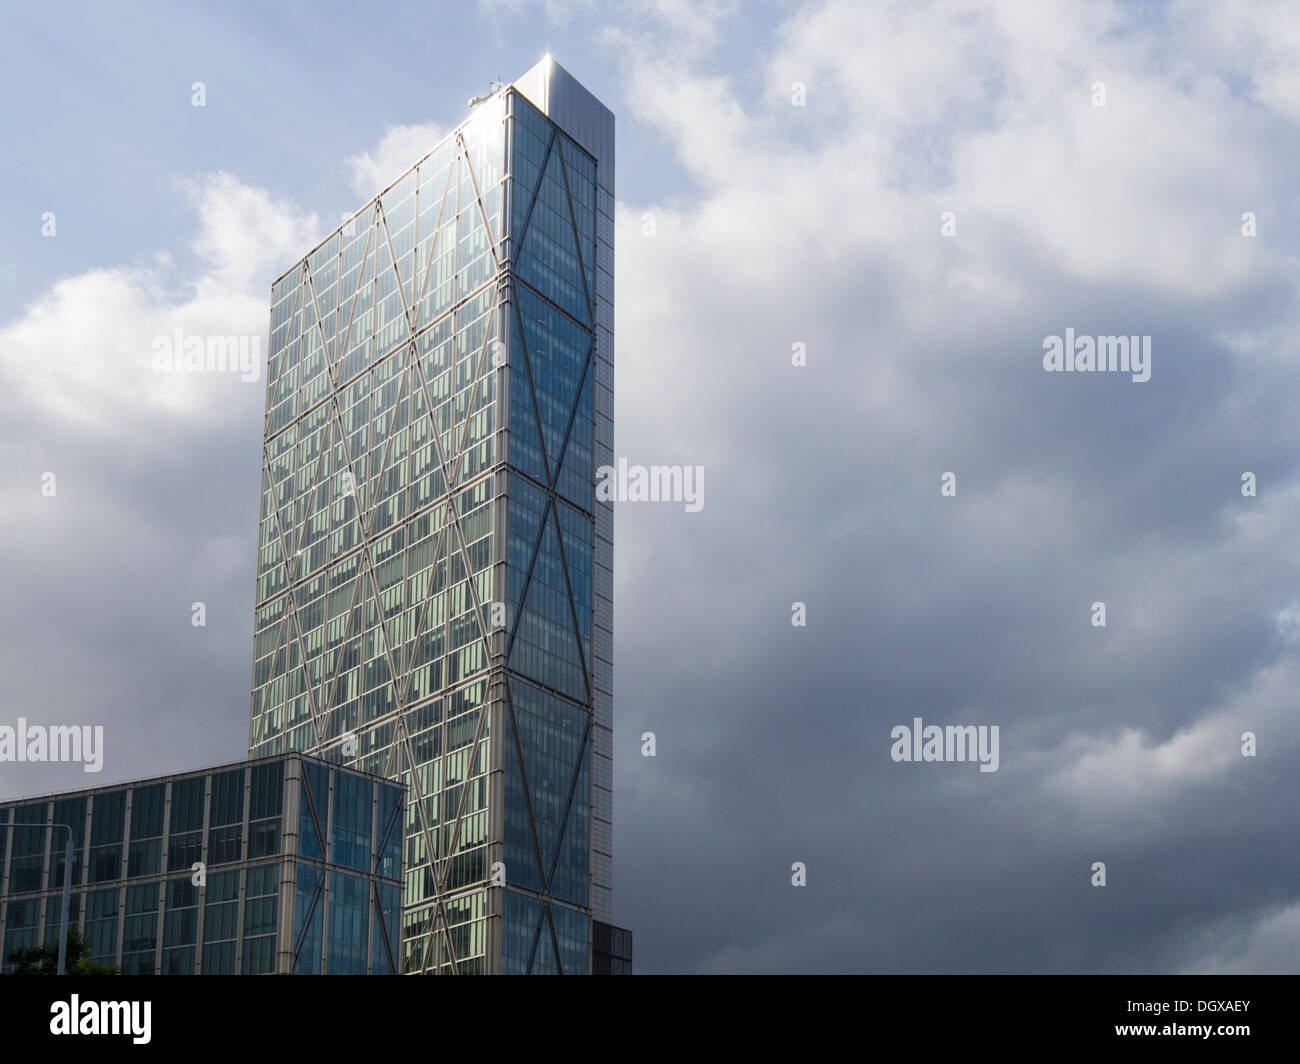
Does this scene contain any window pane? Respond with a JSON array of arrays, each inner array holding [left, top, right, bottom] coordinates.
[[331, 770, 372, 871]]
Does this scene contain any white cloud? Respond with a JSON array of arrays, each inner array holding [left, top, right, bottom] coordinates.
[[605, 0, 1300, 876], [1178, 0, 1300, 123], [1025, 652, 1300, 834], [1182, 901, 1300, 973], [478, 0, 600, 25], [345, 122, 446, 200], [0, 172, 320, 796], [0, 174, 317, 450], [610, 0, 1292, 310], [186, 172, 321, 294]]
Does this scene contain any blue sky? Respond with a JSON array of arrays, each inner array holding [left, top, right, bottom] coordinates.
[[4, 0, 1300, 974], [0, 0, 719, 316]]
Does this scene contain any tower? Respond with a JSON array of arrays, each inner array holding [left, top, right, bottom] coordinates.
[[249, 57, 616, 974]]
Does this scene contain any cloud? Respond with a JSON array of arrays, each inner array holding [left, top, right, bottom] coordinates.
[[0, 173, 317, 440], [344, 123, 447, 200], [599, 0, 1300, 972], [1182, 901, 1300, 973], [478, 0, 600, 25], [0, 173, 317, 798], [1178, 0, 1300, 123]]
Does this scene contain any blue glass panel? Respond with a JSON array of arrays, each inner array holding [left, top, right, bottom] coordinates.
[[501, 888, 544, 975], [515, 138, 590, 325], [331, 769, 372, 871], [293, 863, 323, 975], [48, 796, 85, 890], [503, 677, 590, 905], [169, 777, 205, 832], [371, 882, 400, 974], [508, 510, 586, 701], [552, 902, 590, 975], [325, 870, 369, 974], [298, 760, 329, 860], [375, 782, 402, 879], [516, 284, 591, 471]]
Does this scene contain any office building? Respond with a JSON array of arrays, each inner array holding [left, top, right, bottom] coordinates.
[[0, 753, 402, 974], [248, 57, 626, 973]]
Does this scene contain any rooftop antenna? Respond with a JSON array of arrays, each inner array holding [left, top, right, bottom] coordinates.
[[468, 77, 506, 109]]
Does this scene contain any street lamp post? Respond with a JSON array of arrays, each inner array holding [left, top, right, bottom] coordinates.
[[48, 822, 74, 976], [0, 816, 76, 972]]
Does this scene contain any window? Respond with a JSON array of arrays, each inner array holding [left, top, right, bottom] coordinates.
[[2, 898, 42, 971], [325, 871, 368, 974], [248, 760, 283, 858], [121, 883, 159, 975], [162, 877, 199, 974], [371, 882, 400, 974], [128, 784, 164, 878], [201, 870, 240, 974], [169, 776, 205, 843], [207, 769, 245, 865], [43, 893, 81, 950], [293, 863, 323, 975], [330, 770, 372, 871], [48, 797, 86, 890], [84, 888, 119, 965], [241, 864, 279, 974], [167, 830, 202, 873], [298, 761, 329, 860], [9, 804, 48, 894], [376, 782, 402, 879], [88, 791, 125, 883]]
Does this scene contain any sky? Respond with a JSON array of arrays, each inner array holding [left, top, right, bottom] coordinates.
[[2, 0, 1300, 973]]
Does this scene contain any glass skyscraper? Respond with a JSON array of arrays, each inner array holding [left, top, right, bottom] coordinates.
[[248, 57, 618, 974]]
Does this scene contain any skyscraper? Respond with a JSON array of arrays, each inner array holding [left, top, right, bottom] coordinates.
[[248, 57, 619, 974]]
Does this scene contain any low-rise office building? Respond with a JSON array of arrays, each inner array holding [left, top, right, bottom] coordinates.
[[0, 752, 402, 974]]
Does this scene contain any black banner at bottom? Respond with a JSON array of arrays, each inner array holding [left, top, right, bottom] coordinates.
[[0, 974, 1288, 1052]]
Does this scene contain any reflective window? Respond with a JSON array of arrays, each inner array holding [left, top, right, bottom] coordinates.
[[248, 759, 283, 858], [48, 797, 86, 890], [208, 768, 245, 866], [43, 892, 81, 949], [325, 870, 368, 974], [9, 804, 48, 894], [84, 888, 119, 965], [371, 881, 400, 974], [330, 770, 371, 871], [2, 898, 42, 970], [293, 863, 323, 975], [375, 782, 401, 879], [241, 864, 279, 974], [88, 790, 125, 883], [121, 883, 159, 975], [127, 784, 164, 878], [298, 761, 328, 861], [201, 869, 239, 974], [170, 777, 205, 832]]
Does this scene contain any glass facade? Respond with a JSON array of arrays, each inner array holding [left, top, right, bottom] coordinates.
[[0, 754, 402, 975], [592, 919, 633, 976], [248, 58, 616, 974]]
